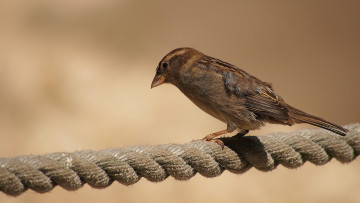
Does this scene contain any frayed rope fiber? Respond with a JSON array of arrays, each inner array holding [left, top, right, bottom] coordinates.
[[1, 123, 359, 196]]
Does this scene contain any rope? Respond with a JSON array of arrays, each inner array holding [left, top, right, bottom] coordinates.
[[1, 123, 359, 196]]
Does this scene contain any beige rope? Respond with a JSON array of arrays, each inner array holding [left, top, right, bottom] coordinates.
[[0, 123, 359, 196]]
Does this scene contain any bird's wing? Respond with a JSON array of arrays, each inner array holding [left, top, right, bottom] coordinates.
[[207, 57, 289, 120], [244, 88, 289, 120]]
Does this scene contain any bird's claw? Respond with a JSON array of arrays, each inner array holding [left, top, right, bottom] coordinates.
[[201, 136, 225, 149]]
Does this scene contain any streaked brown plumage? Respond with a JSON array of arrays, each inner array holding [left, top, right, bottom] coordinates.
[[151, 47, 348, 146]]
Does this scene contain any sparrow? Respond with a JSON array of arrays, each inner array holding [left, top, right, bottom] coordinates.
[[151, 47, 348, 147]]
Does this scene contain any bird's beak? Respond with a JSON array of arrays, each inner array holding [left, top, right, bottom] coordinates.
[[151, 74, 166, 88]]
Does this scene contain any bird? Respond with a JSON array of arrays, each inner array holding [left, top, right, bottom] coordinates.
[[151, 47, 348, 147]]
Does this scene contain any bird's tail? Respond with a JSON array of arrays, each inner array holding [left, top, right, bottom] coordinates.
[[287, 107, 348, 136]]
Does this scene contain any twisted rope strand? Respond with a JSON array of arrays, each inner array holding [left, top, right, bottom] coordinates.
[[0, 123, 359, 196]]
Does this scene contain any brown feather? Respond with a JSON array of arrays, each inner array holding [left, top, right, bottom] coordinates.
[[244, 93, 289, 120], [287, 106, 348, 136]]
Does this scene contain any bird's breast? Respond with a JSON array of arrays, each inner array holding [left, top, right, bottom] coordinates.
[[172, 66, 261, 130], [174, 68, 231, 122]]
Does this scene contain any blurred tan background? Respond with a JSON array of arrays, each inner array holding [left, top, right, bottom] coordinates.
[[0, 0, 359, 202]]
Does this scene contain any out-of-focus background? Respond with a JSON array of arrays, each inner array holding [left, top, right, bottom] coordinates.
[[0, 0, 359, 202]]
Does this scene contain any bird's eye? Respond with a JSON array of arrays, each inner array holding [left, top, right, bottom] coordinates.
[[162, 62, 168, 69]]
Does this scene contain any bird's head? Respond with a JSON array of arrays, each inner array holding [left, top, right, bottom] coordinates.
[[151, 47, 203, 88]]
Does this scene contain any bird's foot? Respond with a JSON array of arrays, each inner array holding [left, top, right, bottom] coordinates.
[[207, 138, 224, 149], [201, 129, 228, 149], [201, 136, 224, 149]]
